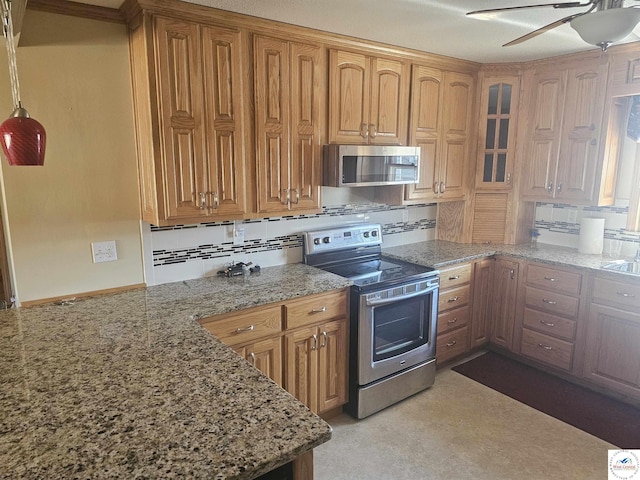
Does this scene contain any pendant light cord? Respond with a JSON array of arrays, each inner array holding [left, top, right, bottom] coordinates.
[[1, 0, 21, 110]]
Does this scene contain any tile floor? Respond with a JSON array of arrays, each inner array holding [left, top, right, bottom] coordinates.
[[314, 358, 614, 480]]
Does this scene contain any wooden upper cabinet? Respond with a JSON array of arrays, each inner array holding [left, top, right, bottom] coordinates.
[[129, 15, 249, 225], [329, 49, 408, 145], [254, 35, 324, 214], [520, 60, 611, 205], [475, 75, 520, 191]]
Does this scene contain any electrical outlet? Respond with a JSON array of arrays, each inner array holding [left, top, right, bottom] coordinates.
[[233, 227, 245, 245], [92, 241, 118, 263]]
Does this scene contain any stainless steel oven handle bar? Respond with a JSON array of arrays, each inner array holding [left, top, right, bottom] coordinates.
[[365, 284, 438, 307]]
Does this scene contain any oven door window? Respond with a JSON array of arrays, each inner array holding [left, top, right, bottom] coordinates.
[[372, 292, 431, 362]]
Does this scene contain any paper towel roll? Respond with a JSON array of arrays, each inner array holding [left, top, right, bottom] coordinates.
[[578, 217, 605, 254]]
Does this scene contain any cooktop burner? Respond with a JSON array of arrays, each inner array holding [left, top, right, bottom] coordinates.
[[303, 223, 437, 291]]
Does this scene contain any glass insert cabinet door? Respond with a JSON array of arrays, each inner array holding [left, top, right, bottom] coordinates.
[[476, 76, 521, 190]]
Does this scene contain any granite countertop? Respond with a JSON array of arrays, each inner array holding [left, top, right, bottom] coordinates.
[[382, 240, 639, 277], [0, 263, 350, 479]]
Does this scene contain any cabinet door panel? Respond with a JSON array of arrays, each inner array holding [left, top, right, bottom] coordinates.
[[317, 320, 347, 414], [290, 42, 324, 210], [155, 17, 207, 220], [250, 336, 284, 386], [491, 259, 518, 350], [521, 70, 565, 200], [329, 50, 370, 144], [369, 57, 407, 145], [405, 66, 441, 201], [471, 259, 493, 348], [255, 36, 290, 213], [201, 25, 247, 216], [285, 327, 318, 413]]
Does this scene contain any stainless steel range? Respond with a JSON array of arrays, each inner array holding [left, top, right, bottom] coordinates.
[[303, 224, 439, 419]]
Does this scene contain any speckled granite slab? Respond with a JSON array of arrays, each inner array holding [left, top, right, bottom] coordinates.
[[382, 240, 639, 277], [0, 264, 348, 479]]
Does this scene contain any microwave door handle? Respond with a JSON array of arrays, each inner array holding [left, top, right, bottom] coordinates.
[[365, 285, 438, 307]]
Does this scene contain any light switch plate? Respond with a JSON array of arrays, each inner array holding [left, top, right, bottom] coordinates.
[[92, 240, 118, 263], [233, 227, 245, 245]]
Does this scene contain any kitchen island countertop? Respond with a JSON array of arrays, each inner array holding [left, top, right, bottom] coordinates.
[[0, 263, 350, 479]]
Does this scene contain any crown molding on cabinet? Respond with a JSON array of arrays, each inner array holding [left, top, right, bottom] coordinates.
[[27, 0, 124, 24]]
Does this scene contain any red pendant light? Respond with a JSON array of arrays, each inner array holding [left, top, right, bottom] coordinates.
[[0, 0, 45, 166]]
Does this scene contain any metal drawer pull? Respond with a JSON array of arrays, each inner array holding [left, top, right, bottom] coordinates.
[[311, 334, 318, 351], [311, 306, 327, 313], [537, 343, 553, 351], [235, 325, 255, 333], [448, 275, 460, 280], [446, 340, 457, 347], [447, 317, 458, 324], [250, 352, 256, 365], [321, 331, 328, 348], [447, 296, 459, 303], [542, 299, 557, 305], [540, 320, 555, 327], [617, 292, 636, 298], [544, 277, 558, 282]]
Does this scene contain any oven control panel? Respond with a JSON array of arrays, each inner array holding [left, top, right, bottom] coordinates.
[[303, 224, 382, 255]]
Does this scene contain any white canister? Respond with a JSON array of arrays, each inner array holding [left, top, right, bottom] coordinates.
[[578, 217, 605, 254]]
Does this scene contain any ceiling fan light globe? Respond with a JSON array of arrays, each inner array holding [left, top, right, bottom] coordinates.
[[570, 8, 640, 46]]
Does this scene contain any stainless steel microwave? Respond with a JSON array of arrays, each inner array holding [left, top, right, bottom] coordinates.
[[323, 144, 421, 187]]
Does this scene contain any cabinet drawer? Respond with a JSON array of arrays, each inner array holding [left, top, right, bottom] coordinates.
[[520, 328, 574, 371], [526, 264, 581, 295], [524, 286, 579, 318], [591, 277, 640, 311], [437, 306, 469, 336], [438, 284, 470, 313], [522, 308, 576, 341], [284, 290, 347, 330], [439, 263, 472, 290], [199, 305, 283, 345], [436, 326, 469, 364]]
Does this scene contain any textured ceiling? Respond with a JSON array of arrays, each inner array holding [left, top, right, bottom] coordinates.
[[74, 0, 640, 63]]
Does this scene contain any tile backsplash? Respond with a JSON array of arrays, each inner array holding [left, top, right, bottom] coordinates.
[[143, 200, 437, 285], [534, 202, 640, 257]]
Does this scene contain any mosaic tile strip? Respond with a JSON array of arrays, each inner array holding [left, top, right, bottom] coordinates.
[[536, 202, 629, 214], [153, 203, 437, 267]]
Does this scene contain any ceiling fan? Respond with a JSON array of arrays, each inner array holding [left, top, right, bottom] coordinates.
[[467, 0, 640, 51]]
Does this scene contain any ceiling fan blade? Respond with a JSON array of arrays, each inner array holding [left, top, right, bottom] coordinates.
[[502, 13, 583, 46], [467, 1, 593, 16]]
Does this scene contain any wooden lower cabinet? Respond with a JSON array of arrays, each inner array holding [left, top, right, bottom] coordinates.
[[583, 276, 640, 401], [490, 258, 519, 351], [199, 289, 349, 414], [234, 336, 283, 386], [436, 263, 472, 365], [285, 319, 347, 414], [470, 258, 493, 348]]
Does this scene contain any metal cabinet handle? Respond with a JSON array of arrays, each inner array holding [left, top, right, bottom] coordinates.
[[311, 334, 318, 351], [544, 277, 558, 282], [433, 182, 440, 194], [311, 306, 327, 314], [446, 340, 457, 347], [590, 139, 597, 146], [617, 292, 636, 298], [370, 124, 377, 138], [361, 123, 369, 139], [547, 182, 553, 194], [540, 320, 555, 328], [447, 296, 459, 303], [321, 331, 327, 348], [556, 182, 562, 194], [250, 352, 256, 365], [589, 123, 596, 131], [235, 325, 255, 333], [448, 275, 460, 280], [537, 343, 553, 351], [440, 181, 446, 194], [199, 192, 206, 210], [293, 189, 300, 204], [211, 191, 219, 209], [510, 269, 515, 280], [542, 299, 557, 305], [506, 172, 511, 185], [447, 317, 458, 324]]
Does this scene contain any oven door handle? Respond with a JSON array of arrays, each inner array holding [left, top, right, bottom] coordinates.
[[365, 286, 438, 307]]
